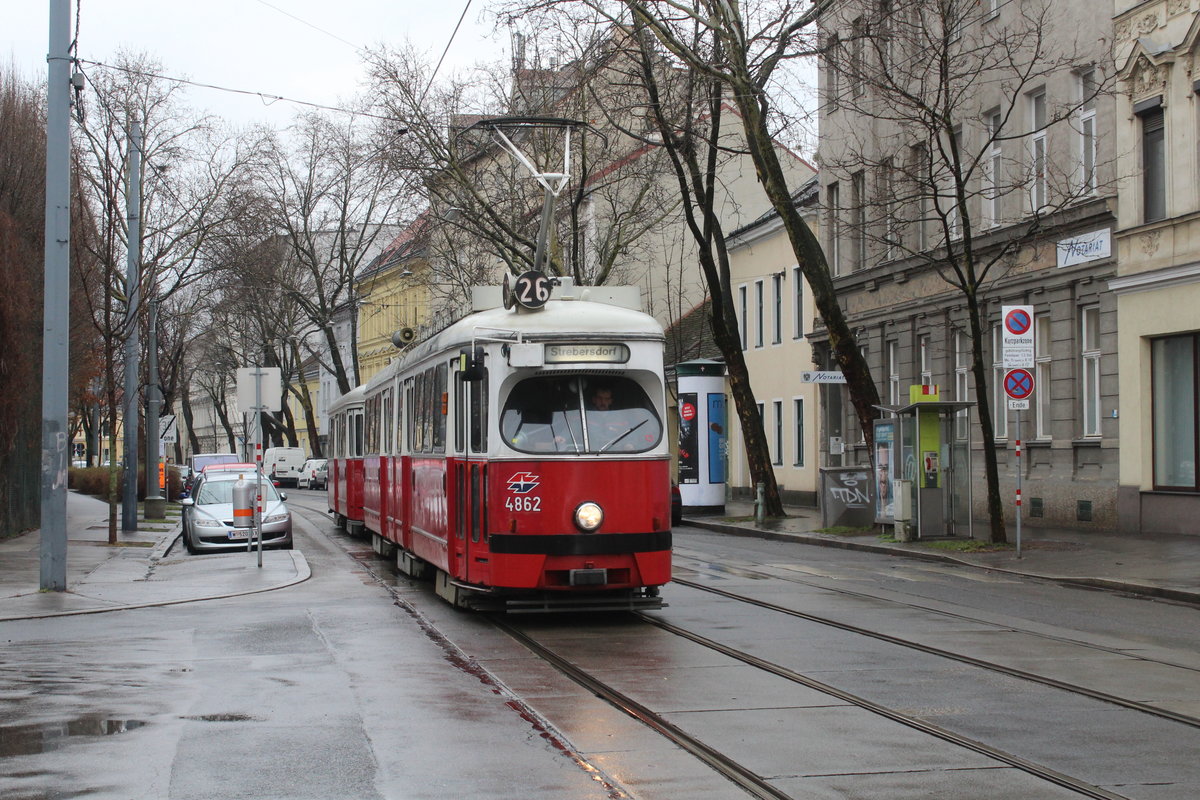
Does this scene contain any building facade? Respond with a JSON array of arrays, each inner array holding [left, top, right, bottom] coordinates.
[[815, 0, 1121, 530], [724, 181, 824, 506], [1112, 1, 1200, 533]]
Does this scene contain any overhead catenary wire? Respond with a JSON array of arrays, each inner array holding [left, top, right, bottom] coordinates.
[[70, 0, 482, 125]]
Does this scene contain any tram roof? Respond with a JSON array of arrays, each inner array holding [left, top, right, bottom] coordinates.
[[367, 294, 665, 392], [326, 383, 366, 413]]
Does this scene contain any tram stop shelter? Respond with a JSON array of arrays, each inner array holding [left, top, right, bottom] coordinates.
[[873, 386, 974, 542]]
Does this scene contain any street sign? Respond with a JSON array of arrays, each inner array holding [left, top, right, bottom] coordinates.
[[1007, 398, 1030, 410], [236, 367, 283, 412], [800, 371, 847, 384], [1003, 368, 1035, 401], [1002, 305, 1035, 368], [160, 414, 177, 443]]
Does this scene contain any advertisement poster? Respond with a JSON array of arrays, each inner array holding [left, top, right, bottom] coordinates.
[[678, 392, 699, 484], [707, 393, 726, 484], [874, 420, 896, 521]]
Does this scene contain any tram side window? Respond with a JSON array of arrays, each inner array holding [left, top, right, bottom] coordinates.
[[382, 389, 393, 454], [351, 410, 364, 457], [413, 373, 426, 453], [406, 379, 416, 454], [501, 375, 661, 454], [393, 383, 403, 454], [470, 367, 488, 453], [454, 364, 465, 454], [365, 396, 378, 454], [433, 362, 447, 452]]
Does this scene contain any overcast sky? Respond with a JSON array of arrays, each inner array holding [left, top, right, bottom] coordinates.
[[6, 1, 508, 127]]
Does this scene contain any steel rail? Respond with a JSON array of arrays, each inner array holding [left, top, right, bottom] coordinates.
[[491, 618, 793, 800], [636, 613, 1133, 800], [669, 574, 1200, 731]]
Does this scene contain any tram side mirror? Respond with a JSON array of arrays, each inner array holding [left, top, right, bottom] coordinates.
[[461, 346, 486, 381]]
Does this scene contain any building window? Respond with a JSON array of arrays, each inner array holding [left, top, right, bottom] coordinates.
[[826, 33, 841, 112], [1141, 104, 1166, 223], [1029, 89, 1047, 213], [886, 339, 900, 405], [755, 280, 765, 348], [984, 110, 1002, 228], [946, 126, 963, 240], [876, 0, 894, 69], [772, 273, 783, 344], [1035, 314, 1052, 439], [992, 324, 1008, 439], [955, 329, 970, 439], [773, 400, 784, 465], [827, 182, 842, 275], [792, 266, 804, 339], [793, 397, 805, 467], [910, 144, 929, 251], [880, 158, 898, 260], [738, 285, 747, 350], [1077, 70, 1097, 196], [919, 335, 932, 386], [1152, 334, 1198, 490], [983, 0, 1000, 19], [1081, 305, 1101, 437], [851, 170, 866, 270], [850, 17, 865, 99]]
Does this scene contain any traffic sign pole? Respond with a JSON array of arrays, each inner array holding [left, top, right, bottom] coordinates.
[[1015, 414, 1022, 559]]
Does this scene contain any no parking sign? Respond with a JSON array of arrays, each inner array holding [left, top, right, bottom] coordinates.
[[1002, 305, 1035, 369]]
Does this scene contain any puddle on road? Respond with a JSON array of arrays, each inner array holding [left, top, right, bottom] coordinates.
[[0, 716, 145, 757]]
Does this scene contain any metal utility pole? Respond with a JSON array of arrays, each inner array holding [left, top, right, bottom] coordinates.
[[40, 0, 72, 591], [145, 299, 166, 519], [122, 121, 142, 531]]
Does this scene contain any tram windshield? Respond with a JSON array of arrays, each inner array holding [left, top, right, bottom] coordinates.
[[501, 375, 662, 454]]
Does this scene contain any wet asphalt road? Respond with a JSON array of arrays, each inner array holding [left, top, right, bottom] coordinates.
[[3, 490, 1199, 799]]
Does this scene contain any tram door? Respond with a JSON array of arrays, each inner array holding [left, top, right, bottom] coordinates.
[[456, 359, 490, 585]]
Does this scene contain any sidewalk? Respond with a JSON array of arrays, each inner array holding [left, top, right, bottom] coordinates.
[[686, 500, 1200, 605], [0, 491, 308, 621]]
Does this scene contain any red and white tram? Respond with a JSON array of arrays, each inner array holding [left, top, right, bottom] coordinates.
[[333, 280, 672, 611], [326, 384, 366, 536]]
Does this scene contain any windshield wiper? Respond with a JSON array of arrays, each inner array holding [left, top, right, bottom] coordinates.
[[598, 419, 648, 454]]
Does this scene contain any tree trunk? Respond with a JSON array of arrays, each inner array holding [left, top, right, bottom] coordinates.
[[730, 87, 882, 456], [965, 293, 1007, 543]]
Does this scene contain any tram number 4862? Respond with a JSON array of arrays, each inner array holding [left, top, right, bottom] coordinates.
[[505, 495, 542, 512]]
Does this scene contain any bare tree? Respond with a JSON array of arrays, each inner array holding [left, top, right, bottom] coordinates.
[[365, 37, 678, 314], [74, 53, 262, 536], [0, 68, 51, 536], [611, 0, 883, 460], [817, 0, 1114, 541], [259, 110, 415, 398], [617, 19, 793, 515]]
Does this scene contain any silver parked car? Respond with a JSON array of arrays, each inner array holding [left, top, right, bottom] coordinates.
[[180, 467, 293, 554], [296, 458, 328, 490]]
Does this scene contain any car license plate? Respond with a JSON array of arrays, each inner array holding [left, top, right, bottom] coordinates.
[[227, 530, 250, 540]]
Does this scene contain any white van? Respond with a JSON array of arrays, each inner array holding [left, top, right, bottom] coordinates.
[[264, 447, 307, 487]]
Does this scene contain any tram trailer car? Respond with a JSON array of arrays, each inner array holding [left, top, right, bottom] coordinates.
[[327, 385, 367, 536], [348, 281, 672, 612]]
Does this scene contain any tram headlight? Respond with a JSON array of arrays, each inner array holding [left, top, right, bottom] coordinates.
[[574, 501, 604, 532]]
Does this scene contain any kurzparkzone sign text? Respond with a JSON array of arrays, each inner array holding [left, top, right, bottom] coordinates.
[[1001, 305, 1035, 369]]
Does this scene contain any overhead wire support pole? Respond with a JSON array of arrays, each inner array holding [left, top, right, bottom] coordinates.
[[122, 121, 143, 532], [40, 0, 72, 591]]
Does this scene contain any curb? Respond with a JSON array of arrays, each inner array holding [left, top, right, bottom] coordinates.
[[683, 518, 1200, 607]]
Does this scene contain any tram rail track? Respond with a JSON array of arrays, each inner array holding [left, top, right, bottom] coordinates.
[[494, 610, 1135, 800], [669, 557, 1200, 732], [302, 502, 1178, 799]]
